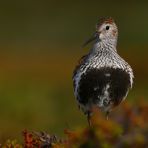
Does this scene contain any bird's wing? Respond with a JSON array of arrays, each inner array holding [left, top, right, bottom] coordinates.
[[73, 55, 87, 79]]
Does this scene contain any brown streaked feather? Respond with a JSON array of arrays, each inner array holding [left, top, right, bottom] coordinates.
[[73, 55, 88, 88], [73, 55, 87, 77], [96, 17, 114, 29]]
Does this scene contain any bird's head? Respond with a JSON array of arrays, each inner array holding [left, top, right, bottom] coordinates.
[[96, 17, 118, 42], [83, 17, 118, 47]]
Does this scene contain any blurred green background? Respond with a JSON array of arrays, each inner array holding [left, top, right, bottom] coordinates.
[[0, 0, 147, 141]]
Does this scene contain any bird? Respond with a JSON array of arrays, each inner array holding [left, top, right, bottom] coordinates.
[[72, 17, 134, 126]]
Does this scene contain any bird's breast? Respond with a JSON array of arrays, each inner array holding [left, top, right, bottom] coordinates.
[[75, 67, 131, 112]]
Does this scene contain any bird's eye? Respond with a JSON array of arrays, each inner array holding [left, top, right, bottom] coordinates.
[[106, 26, 110, 30]]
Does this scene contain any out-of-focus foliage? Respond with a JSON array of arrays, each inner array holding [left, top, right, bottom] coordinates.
[[2, 139, 22, 148], [0, 0, 147, 141], [1, 100, 148, 147], [63, 100, 148, 147]]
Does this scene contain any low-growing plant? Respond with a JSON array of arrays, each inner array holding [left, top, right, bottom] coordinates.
[[1, 100, 148, 148]]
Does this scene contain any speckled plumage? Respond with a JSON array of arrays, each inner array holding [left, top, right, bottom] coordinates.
[[73, 17, 134, 123]]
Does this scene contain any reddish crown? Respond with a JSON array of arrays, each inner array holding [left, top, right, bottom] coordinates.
[[96, 17, 115, 29]]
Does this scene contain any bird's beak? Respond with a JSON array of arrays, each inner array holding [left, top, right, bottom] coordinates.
[[82, 32, 100, 47]]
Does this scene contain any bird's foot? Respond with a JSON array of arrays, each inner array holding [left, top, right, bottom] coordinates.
[[87, 111, 91, 127]]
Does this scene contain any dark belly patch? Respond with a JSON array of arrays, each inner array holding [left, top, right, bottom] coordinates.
[[78, 67, 131, 106]]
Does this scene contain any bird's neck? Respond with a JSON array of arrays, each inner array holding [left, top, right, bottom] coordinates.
[[93, 38, 117, 53]]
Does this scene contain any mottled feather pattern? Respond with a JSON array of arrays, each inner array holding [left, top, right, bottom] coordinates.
[[73, 17, 134, 117], [73, 55, 87, 79], [73, 44, 133, 102]]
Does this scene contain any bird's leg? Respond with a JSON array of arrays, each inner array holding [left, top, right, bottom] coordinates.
[[78, 105, 80, 110], [106, 111, 110, 120], [87, 111, 91, 127]]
